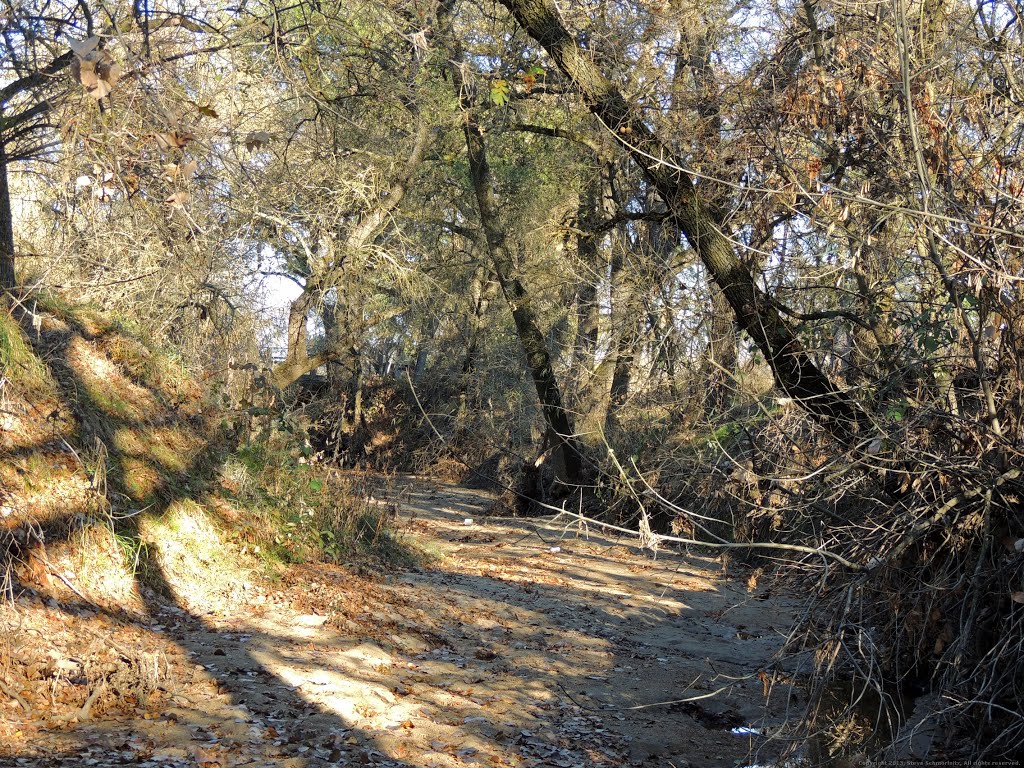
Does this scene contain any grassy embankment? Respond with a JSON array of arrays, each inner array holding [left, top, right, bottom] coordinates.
[[0, 294, 416, 616]]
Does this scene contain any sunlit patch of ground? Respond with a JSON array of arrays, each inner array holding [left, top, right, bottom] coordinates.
[[1, 478, 802, 767]]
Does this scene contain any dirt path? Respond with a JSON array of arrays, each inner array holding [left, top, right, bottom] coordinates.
[[1, 478, 804, 767]]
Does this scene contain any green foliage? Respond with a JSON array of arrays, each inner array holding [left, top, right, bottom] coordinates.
[[885, 402, 906, 422], [489, 79, 510, 106], [710, 421, 740, 443], [23, 289, 76, 318], [0, 312, 48, 389], [222, 438, 416, 570], [912, 305, 957, 355], [111, 528, 149, 573]]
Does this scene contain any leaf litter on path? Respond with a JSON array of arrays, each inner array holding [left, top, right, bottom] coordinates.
[[1, 478, 800, 767]]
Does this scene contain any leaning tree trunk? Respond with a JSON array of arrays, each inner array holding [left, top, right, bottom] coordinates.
[[686, 29, 738, 414], [461, 116, 585, 486], [269, 117, 430, 391], [438, 0, 586, 487], [0, 138, 16, 292], [455, 262, 499, 437], [270, 282, 322, 390], [497, 0, 866, 443]]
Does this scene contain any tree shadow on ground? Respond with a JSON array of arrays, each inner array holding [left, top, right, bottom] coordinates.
[[0, 306, 804, 767], [1, 306, 424, 766]]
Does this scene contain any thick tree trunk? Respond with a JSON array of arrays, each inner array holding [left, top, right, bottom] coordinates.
[[573, 280, 599, 371], [269, 284, 321, 389], [411, 320, 435, 384], [706, 285, 737, 413], [321, 293, 368, 459], [270, 349, 332, 390], [0, 139, 16, 291], [653, 302, 683, 404], [604, 233, 642, 425], [681, 27, 737, 413], [461, 119, 585, 485], [286, 287, 314, 364], [571, 178, 602, 373], [576, 164, 648, 441], [498, 0, 865, 442], [438, 0, 585, 485], [456, 262, 498, 433], [571, 179, 605, 448]]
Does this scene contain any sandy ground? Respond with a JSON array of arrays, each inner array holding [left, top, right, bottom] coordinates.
[[0, 477, 806, 767]]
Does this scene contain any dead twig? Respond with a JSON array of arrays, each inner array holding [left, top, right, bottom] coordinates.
[[0, 675, 31, 713], [75, 680, 104, 722]]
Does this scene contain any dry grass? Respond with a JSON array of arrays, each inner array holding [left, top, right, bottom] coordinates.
[[135, 499, 256, 612], [1, 298, 216, 600]]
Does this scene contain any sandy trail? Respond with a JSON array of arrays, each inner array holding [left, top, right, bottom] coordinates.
[[0, 477, 803, 767]]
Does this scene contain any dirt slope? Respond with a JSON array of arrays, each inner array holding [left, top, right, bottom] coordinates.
[[1, 477, 803, 768]]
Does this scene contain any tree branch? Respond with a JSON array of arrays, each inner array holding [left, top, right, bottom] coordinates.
[[508, 122, 606, 155], [0, 51, 73, 106], [497, 0, 868, 443]]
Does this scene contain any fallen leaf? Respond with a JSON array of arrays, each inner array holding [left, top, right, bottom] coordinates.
[[192, 745, 222, 767]]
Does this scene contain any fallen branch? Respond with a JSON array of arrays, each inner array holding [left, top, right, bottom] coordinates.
[[84, 626, 137, 660], [0, 676, 31, 713], [548, 507, 865, 570], [77, 680, 104, 722], [37, 552, 97, 606], [405, 367, 862, 569]]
